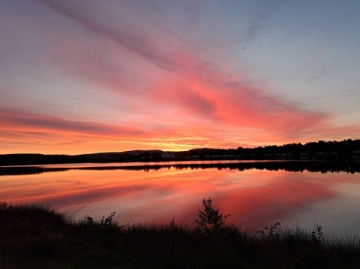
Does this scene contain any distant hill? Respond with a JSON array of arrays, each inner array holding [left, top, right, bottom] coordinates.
[[78, 150, 164, 158]]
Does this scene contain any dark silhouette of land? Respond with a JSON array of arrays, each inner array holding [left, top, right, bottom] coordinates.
[[1, 139, 360, 166], [1, 161, 360, 176]]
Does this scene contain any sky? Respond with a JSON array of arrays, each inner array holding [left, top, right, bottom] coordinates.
[[1, 0, 360, 154]]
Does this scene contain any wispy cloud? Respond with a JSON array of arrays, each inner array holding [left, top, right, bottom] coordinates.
[[36, 0, 324, 136], [0, 108, 145, 136], [245, 0, 282, 41], [37, 0, 177, 71]]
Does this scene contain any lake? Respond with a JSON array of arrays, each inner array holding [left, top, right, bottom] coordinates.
[[1, 161, 360, 236]]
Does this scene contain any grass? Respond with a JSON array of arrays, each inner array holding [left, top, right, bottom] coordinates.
[[1, 200, 360, 269]]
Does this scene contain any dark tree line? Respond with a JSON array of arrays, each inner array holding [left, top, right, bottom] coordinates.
[[234, 139, 360, 161], [1, 139, 359, 166]]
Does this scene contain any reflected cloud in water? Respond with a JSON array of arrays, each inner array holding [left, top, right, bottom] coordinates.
[[1, 164, 360, 234]]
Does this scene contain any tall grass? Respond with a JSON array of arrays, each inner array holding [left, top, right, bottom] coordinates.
[[1, 201, 360, 269]]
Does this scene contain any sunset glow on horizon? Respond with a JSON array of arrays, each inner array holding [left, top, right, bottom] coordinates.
[[1, 0, 360, 154]]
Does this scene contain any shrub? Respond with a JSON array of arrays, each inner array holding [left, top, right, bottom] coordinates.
[[195, 198, 230, 235]]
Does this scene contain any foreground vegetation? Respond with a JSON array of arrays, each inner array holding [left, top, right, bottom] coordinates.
[[1, 200, 360, 269]]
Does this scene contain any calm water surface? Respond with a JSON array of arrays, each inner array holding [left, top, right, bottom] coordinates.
[[1, 161, 360, 236]]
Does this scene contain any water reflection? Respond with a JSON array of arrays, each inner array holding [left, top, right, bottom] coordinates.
[[1, 162, 360, 235]]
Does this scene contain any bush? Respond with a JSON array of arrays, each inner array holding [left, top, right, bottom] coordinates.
[[195, 198, 230, 235]]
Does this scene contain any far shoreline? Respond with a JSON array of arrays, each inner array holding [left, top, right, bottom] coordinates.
[[1, 159, 360, 176]]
